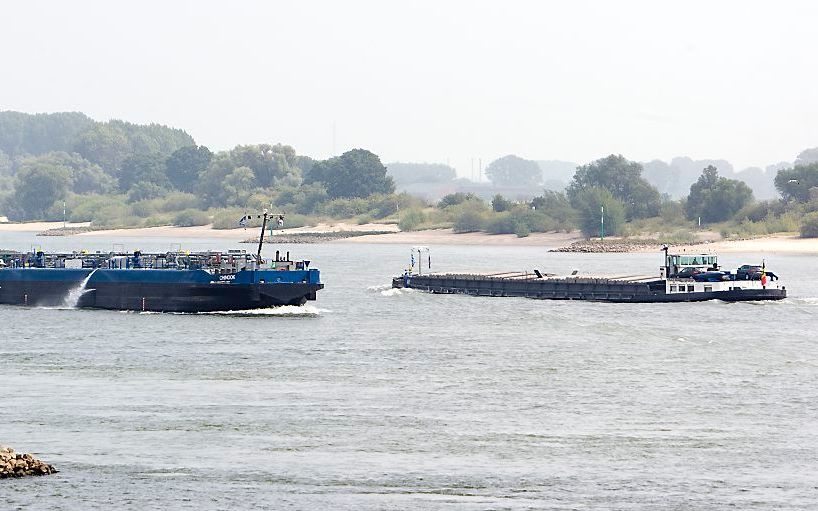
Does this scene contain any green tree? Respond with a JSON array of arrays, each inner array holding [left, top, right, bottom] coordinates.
[[530, 190, 576, 227], [73, 123, 132, 173], [795, 147, 818, 166], [165, 145, 213, 192], [452, 209, 487, 233], [485, 155, 541, 187], [304, 148, 394, 199], [573, 187, 626, 237], [107, 120, 195, 158], [18, 151, 115, 195], [73, 120, 195, 174], [228, 144, 299, 188], [197, 144, 302, 205], [126, 182, 167, 202], [438, 192, 481, 208], [10, 162, 71, 220], [223, 166, 256, 206], [0, 149, 11, 176], [801, 212, 818, 238], [0, 111, 94, 158], [119, 154, 170, 193], [774, 163, 818, 202], [273, 182, 329, 214], [685, 165, 754, 222], [567, 154, 661, 219], [491, 194, 513, 212]]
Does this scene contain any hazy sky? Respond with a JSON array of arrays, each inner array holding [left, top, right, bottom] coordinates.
[[2, 0, 817, 177]]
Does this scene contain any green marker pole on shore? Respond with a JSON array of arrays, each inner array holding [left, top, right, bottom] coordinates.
[[600, 205, 604, 241]]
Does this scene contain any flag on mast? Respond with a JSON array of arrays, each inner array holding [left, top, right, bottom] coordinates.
[[760, 260, 767, 287]]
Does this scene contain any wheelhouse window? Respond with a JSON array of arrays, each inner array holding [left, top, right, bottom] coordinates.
[[671, 254, 718, 266]]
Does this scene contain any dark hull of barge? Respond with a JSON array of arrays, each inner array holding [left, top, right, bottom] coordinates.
[[391, 274, 786, 303], [0, 270, 323, 313]]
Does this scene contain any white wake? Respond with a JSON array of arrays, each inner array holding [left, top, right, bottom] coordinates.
[[62, 269, 98, 308]]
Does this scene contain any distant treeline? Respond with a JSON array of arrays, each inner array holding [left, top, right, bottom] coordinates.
[[3, 110, 818, 239], [388, 154, 814, 201], [0, 111, 396, 224], [394, 153, 818, 240]]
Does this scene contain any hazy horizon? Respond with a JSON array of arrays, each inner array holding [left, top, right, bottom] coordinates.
[[2, 0, 817, 178]]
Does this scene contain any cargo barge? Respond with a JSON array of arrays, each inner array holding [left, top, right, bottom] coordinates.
[[392, 246, 786, 303], [0, 212, 323, 312]]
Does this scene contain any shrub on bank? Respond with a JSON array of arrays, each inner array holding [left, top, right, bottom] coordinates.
[[211, 208, 257, 229], [173, 209, 211, 227], [800, 212, 818, 238], [514, 222, 530, 238], [143, 213, 173, 227], [90, 203, 141, 228], [318, 198, 371, 218], [398, 209, 427, 231], [452, 210, 486, 233], [68, 194, 127, 222], [158, 192, 200, 213], [484, 207, 555, 235], [272, 213, 315, 230]]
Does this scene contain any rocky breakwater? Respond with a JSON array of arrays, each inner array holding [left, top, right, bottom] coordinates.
[[242, 230, 392, 244], [1, 446, 57, 478], [550, 238, 700, 253], [37, 226, 95, 236]]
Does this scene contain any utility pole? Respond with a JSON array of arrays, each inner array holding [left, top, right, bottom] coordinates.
[[600, 205, 605, 241]]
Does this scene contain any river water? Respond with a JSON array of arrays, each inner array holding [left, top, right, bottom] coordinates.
[[2, 233, 817, 510]]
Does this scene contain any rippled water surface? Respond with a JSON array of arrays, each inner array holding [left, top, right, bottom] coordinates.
[[2, 233, 817, 510]]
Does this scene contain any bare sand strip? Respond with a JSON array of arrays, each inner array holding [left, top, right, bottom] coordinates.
[[0, 221, 90, 232], [72, 222, 396, 240], [2, 222, 818, 253], [672, 235, 818, 254]]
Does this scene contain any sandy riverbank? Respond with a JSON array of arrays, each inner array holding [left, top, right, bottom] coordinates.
[[554, 233, 818, 254], [73, 222, 398, 239], [3, 222, 818, 253], [0, 221, 398, 239], [0, 221, 91, 232], [669, 234, 818, 254]]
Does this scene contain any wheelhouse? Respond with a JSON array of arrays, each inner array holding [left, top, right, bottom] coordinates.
[[661, 248, 718, 278]]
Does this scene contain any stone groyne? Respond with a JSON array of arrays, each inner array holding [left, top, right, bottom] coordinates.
[[1, 446, 57, 478], [550, 239, 702, 253], [242, 230, 392, 244]]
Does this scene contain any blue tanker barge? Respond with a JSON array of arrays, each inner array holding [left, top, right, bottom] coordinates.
[[392, 247, 785, 303], [0, 213, 322, 312], [0, 248, 322, 312]]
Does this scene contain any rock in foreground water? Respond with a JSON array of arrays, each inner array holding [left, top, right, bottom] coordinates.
[[0, 446, 57, 478]]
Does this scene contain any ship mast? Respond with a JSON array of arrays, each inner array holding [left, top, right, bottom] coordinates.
[[256, 210, 269, 263]]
